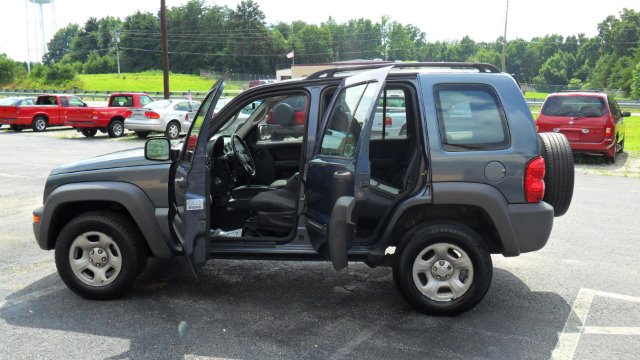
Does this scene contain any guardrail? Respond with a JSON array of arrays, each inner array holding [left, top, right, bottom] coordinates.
[[0, 89, 241, 101], [2, 90, 639, 109]]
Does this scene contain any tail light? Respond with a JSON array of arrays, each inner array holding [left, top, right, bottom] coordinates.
[[145, 111, 160, 119], [125, 110, 133, 118], [605, 126, 612, 136], [293, 111, 305, 125], [92, 110, 98, 120], [525, 156, 545, 203], [384, 116, 392, 126]]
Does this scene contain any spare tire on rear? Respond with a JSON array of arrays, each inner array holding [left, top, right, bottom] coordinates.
[[538, 132, 574, 217]]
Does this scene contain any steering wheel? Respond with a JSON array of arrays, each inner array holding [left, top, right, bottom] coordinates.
[[231, 134, 256, 177]]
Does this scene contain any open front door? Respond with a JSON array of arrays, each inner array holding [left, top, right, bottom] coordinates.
[[170, 76, 225, 275], [304, 66, 392, 270]]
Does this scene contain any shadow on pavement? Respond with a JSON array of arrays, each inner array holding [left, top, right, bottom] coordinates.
[[1, 259, 570, 359]]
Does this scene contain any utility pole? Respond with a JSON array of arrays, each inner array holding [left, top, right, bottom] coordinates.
[[160, 0, 170, 99], [501, 0, 509, 72], [113, 26, 121, 75]]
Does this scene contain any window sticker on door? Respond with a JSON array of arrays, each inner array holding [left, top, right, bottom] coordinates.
[[186, 198, 204, 211]]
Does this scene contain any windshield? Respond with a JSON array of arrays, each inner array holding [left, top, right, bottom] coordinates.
[[146, 100, 172, 109], [541, 96, 607, 117], [0, 98, 19, 105]]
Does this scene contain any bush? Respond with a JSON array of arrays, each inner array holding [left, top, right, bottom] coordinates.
[[45, 63, 77, 85]]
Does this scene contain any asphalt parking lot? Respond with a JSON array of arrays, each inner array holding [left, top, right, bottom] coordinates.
[[1, 127, 639, 359]]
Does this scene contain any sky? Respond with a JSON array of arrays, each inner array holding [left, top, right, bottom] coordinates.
[[1, 0, 639, 62]]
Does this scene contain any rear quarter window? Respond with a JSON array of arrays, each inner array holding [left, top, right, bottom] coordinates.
[[435, 84, 510, 151]]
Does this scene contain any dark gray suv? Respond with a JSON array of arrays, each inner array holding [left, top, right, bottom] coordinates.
[[33, 63, 574, 315]]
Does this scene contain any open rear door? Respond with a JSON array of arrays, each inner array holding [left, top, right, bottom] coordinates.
[[170, 76, 225, 276], [304, 66, 392, 270]]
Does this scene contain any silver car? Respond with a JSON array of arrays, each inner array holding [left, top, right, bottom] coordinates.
[[124, 98, 201, 139]]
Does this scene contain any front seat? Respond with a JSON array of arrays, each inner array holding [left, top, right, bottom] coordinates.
[[246, 175, 298, 234]]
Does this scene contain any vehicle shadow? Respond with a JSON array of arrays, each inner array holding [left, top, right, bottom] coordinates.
[[1, 259, 570, 359], [574, 151, 628, 166]]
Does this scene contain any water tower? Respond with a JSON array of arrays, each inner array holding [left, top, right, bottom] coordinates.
[[26, 0, 57, 65]]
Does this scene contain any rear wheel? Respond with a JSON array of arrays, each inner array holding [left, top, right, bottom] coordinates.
[[32, 116, 47, 132], [10, 125, 23, 132], [135, 131, 149, 139], [165, 121, 180, 139], [538, 132, 574, 217], [54, 212, 147, 300], [393, 223, 493, 316], [617, 139, 625, 153], [107, 119, 125, 138], [81, 129, 98, 137]]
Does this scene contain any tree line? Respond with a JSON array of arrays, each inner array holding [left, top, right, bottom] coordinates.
[[1, 0, 639, 96]]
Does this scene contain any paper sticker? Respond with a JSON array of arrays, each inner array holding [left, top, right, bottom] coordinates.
[[186, 198, 204, 211]]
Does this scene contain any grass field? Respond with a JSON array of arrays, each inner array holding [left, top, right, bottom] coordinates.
[[77, 73, 242, 92], [524, 91, 549, 99], [624, 116, 640, 152]]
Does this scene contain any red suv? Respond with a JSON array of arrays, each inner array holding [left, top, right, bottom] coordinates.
[[537, 91, 629, 163]]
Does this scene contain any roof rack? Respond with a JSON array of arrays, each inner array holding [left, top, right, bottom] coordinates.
[[557, 89, 603, 93], [306, 62, 501, 80]]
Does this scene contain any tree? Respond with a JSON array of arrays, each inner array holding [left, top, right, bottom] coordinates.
[[43, 24, 80, 65], [536, 52, 569, 85], [0, 53, 18, 85], [120, 11, 161, 72]]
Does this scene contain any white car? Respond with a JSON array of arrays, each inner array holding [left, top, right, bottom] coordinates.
[[124, 98, 201, 139]]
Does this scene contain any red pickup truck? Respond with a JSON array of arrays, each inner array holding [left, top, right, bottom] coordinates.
[[65, 93, 153, 137], [0, 93, 153, 137]]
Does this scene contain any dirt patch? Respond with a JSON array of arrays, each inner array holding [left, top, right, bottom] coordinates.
[[574, 152, 640, 178]]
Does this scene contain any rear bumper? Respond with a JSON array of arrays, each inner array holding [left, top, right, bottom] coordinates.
[[507, 202, 554, 253], [569, 138, 614, 153], [124, 120, 164, 132]]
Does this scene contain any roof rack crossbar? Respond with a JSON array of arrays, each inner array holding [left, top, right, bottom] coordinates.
[[306, 62, 501, 80]]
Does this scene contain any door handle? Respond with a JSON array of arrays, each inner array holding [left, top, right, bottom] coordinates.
[[333, 171, 352, 181]]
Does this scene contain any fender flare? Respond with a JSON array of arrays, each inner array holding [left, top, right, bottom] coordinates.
[[39, 181, 173, 259]]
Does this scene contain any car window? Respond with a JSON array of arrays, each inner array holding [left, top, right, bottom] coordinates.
[[146, 100, 172, 109], [36, 96, 58, 106], [68, 97, 85, 107], [435, 84, 510, 152], [608, 97, 622, 119], [320, 83, 378, 158], [184, 94, 216, 163], [541, 96, 606, 117], [372, 89, 408, 140], [109, 96, 134, 107], [140, 96, 153, 106], [174, 102, 190, 111], [60, 97, 69, 107], [0, 98, 18, 105], [256, 96, 306, 143], [22, 98, 35, 105]]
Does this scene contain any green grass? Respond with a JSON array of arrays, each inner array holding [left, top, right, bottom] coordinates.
[[624, 115, 640, 152], [77, 73, 241, 93], [524, 91, 549, 99]]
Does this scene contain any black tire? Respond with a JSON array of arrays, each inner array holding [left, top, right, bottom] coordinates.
[[81, 128, 98, 137], [618, 139, 624, 153], [107, 119, 125, 138], [54, 211, 147, 300], [10, 125, 23, 132], [165, 121, 180, 139], [135, 131, 149, 139], [538, 132, 574, 217], [393, 223, 493, 316], [32, 116, 47, 132]]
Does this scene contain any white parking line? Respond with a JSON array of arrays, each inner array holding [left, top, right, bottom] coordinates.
[[0, 284, 66, 308], [551, 288, 640, 360]]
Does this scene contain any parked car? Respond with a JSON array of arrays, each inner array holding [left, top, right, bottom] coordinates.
[[0, 97, 36, 129], [536, 91, 629, 163], [33, 63, 574, 315], [124, 98, 201, 139], [0, 94, 88, 132], [65, 93, 154, 138], [247, 79, 276, 88]]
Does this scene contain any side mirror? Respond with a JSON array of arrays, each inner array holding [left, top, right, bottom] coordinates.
[[622, 111, 631, 117], [145, 138, 171, 161]]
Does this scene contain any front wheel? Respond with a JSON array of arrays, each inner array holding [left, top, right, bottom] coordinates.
[[54, 212, 147, 300], [107, 119, 125, 138], [393, 223, 493, 316], [81, 128, 98, 137]]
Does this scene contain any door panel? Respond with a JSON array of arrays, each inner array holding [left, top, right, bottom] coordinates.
[[304, 66, 393, 270], [171, 76, 226, 273]]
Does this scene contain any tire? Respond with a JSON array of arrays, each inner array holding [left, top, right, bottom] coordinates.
[[10, 125, 23, 132], [617, 139, 624, 154], [165, 121, 180, 139], [32, 116, 47, 132], [81, 128, 98, 137], [393, 223, 493, 316], [107, 119, 125, 138], [538, 132, 574, 217], [54, 211, 147, 300], [135, 131, 149, 139]]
